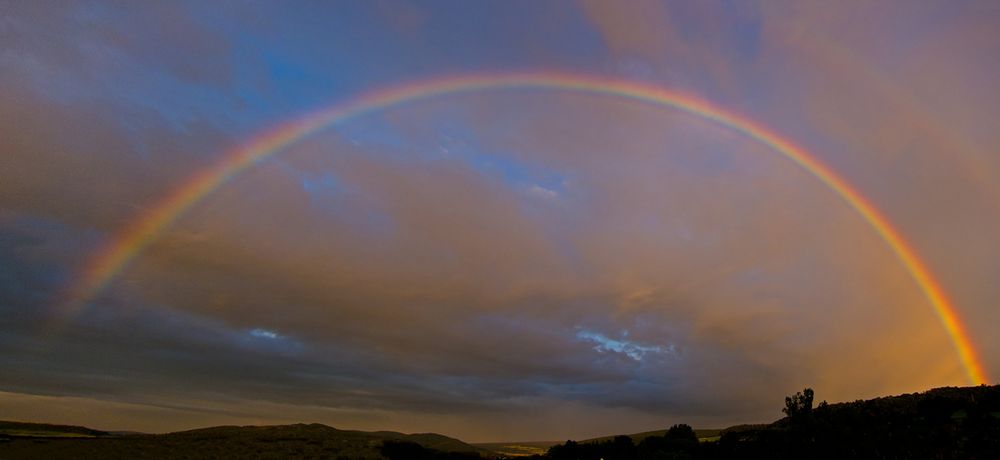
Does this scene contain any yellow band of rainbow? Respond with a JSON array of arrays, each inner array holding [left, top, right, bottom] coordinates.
[[58, 71, 988, 384]]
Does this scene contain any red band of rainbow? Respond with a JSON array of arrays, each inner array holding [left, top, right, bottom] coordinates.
[[57, 72, 988, 384]]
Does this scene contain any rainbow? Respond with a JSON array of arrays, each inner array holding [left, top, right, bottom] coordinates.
[[58, 71, 988, 384]]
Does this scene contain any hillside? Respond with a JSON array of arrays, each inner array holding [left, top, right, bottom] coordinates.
[[582, 428, 723, 444], [715, 384, 1000, 458], [542, 384, 1000, 459], [0, 420, 110, 438], [0, 422, 485, 459], [473, 441, 560, 457]]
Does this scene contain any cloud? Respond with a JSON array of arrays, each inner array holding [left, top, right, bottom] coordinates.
[[576, 329, 675, 361], [82, 91, 966, 420], [1, 0, 996, 442]]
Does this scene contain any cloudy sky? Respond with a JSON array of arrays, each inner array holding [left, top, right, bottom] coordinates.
[[2, 0, 999, 442]]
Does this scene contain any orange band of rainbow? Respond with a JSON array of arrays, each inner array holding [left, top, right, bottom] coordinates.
[[58, 72, 988, 384]]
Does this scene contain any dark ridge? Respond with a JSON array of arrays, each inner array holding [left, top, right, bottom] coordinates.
[[0, 420, 110, 438], [540, 384, 1000, 460], [0, 421, 487, 459]]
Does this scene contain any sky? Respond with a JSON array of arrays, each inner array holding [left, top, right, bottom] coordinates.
[[1, 0, 999, 443]]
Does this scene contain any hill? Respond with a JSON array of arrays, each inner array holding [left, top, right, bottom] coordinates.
[[714, 384, 1000, 458], [0, 420, 110, 438], [541, 384, 1000, 459], [0, 422, 486, 459]]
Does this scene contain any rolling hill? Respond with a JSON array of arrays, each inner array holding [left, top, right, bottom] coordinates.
[[541, 385, 1000, 459], [0, 422, 485, 459], [0, 420, 110, 438]]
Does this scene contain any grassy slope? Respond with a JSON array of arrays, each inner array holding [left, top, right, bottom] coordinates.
[[473, 441, 561, 457], [0, 422, 486, 459], [581, 428, 723, 444]]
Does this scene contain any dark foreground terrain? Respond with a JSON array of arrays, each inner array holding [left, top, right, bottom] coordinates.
[[0, 422, 484, 459], [543, 385, 1000, 459], [2, 385, 998, 459]]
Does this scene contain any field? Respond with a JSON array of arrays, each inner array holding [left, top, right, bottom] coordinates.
[[582, 428, 723, 444], [473, 441, 559, 457]]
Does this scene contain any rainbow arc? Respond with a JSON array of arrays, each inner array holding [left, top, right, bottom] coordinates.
[[56, 72, 988, 384]]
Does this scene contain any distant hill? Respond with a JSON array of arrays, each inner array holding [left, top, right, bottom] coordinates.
[[370, 430, 483, 454], [0, 422, 486, 459], [167, 423, 480, 452], [0, 420, 110, 438]]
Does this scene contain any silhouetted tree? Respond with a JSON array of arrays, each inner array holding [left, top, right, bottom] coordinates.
[[663, 424, 698, 458], [783, 388, 814, 419], [546, 440, 581, 460], [664, 424, 697, 442], [610, 435, 637, 459]]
